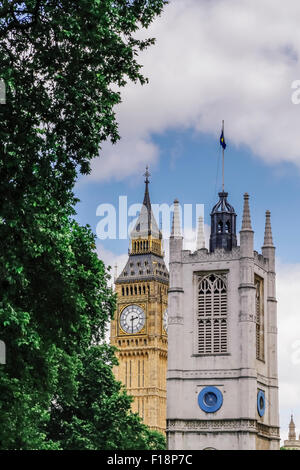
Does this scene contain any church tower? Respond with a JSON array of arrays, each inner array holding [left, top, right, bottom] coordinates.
[[167, 192, 280, 450], [283, 415, 300, 449], [288, 415, 296, 441], [111, 168, 169, 433]]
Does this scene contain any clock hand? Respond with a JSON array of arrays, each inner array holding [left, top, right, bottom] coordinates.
[[130, 315, 135, 333], [130, 315, 139, 333]]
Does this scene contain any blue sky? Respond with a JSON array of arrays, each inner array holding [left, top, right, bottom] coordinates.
[[75, 0, 300, 445], [76, 127, 300, 264]]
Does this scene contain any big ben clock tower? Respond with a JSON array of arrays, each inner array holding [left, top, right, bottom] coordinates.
[[110, 168, 169, 433]]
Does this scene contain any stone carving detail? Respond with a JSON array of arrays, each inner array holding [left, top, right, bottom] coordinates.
[[167, 419, 257, 432], [257, 374, 278, 388], [168, 369, 260, 380], [182, 247, 241, 263], [257, 422, 280, 437], [181, 247, 268, 267]]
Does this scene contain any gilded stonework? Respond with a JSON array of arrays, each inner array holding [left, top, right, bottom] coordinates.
[[110, 171, 168, 434]]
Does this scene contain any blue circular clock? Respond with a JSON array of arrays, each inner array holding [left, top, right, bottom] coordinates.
[[198, 386, 223, 413], [257, 390, 266, 417]]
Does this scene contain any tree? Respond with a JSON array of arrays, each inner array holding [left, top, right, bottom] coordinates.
[[0, 0, 167, 198], [47, 344, 166, 450], [0, 0, 167, 449], [0, 209, 117, 449]]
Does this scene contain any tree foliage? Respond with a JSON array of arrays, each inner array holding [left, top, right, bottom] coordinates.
[[1, 0, 166, 187], [48, 345, 166, 450], [0, 0, 167, 449]]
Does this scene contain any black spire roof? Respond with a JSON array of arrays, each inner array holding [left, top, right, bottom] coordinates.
[[143, 166, 152, 236], [209, 191, 237, 252]]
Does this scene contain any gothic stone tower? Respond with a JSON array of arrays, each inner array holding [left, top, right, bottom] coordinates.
[[167, 194, 280, 450], [110, 169, 169, 433]]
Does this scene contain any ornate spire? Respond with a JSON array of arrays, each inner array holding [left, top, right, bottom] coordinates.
[[209, 191, 237, 252], [143, 166, 151, 209], [130, 166, 160, 243], [196, 215, 205, 250], [263, 210, 274, 247], [171, 199, 182, 238], [143, 166, 151, 234], [241, 193, 252, 230], [288, 414, 296, 441]]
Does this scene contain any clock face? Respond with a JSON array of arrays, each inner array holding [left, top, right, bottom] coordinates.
[[120, 305, 145, 334], [163, 308, 168, 333]]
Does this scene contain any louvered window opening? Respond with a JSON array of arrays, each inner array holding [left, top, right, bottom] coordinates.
[[255, 277, 264, 361], [198, 274, 227, 354]]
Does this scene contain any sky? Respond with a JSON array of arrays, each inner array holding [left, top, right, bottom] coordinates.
[[74, 0, 300, 445]]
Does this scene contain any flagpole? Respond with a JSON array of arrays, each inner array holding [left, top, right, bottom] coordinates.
[[222, 119, 224, 192]]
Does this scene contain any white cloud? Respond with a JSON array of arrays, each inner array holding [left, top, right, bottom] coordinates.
[[182, 224, 211, 253], [272, 261, 300, 442], [85, 136, 159, 183], [277, 262, 300, 405], [96, 242, 128, 287], [85, 0, 300, 182]]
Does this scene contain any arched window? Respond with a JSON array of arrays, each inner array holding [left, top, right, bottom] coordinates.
[[217, 221, 223, 233], [197, 273, 227, 354], [143, 285, 146, 294], [225, 221, 231, 233], [134, 285, 137, 295], [122, 287, 124, 296], [139, 285, 141, 295], [130, 286, 133, 295], [126, 286, 129, 296]]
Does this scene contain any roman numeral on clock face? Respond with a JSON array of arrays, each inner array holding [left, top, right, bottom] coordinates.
[[120, 304, 146, 334]]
